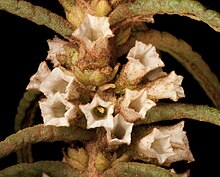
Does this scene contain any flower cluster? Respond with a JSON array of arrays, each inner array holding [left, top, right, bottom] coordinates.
[[26, 14, 192, 166]]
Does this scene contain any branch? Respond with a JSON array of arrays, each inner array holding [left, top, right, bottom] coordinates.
[[0, 124, 94, 159], [0, 0, 74, 37]]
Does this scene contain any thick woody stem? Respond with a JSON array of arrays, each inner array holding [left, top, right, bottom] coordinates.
[[0, 0, 74, 37], [0, 124, 94, 159], [0, 161, 82, 177], [136, 103, 220, 126]]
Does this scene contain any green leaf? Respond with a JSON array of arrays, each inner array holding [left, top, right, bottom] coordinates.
[[109, 0, 220, 32], [104, 162, 179, 177], [0, 161, 81, 177], [136, 103, 220, 126]]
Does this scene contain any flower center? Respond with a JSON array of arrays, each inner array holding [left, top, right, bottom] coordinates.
[[92, 106, 107, 120], [112, 123, 126, 139]]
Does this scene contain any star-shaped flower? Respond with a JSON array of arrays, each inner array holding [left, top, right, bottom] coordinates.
[[72, 14, 114, 48], [79, 94, 114, 129], [40, 67, 74, 97], [137, 128, 175, 164], [26, 61, 51, 90], [120, 88, 156, 122], [159, 121, 195, 165], [39, 93, 77, 127], [127, 41, 165, 74], [106, 114, 134, 145], [115, 41, 165, 87], [145, 71, 185, 101]]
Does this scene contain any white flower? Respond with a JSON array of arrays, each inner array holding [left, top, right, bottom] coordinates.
[[145, 71, 185, 101], [106, 114, 134, 145], [120, 88, 156, 122], [137, 121, 194, 165], [127, 41, 165, 74], [39, 93, 76, 127], [40, 67, 74, 97], [79, 94, 114, 129], [46, 37, 69, 67], [118, 41, 165, 85], [26, 61, 51, 90], [72, 14, 114, 47], [137, 128, 175, 164], [159, 121, 195, 165]]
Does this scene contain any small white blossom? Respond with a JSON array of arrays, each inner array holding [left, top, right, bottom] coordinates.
[[159, 121, 195, 165], [145, 71, 185, 101], [40, 67, 74, 97], [137, 128, 175, 164], [46, 37, 69, 67], [137, 121, 194, 165], [120, 88, 156, 122], [26, 61, 51, 90], [39, 93, 76, 127], [106, 114, 134, 145], [72, 14, 114, 47], [127, 41, 165, 74], [79, 94, 114, 129], [120, 41, 165, 85]]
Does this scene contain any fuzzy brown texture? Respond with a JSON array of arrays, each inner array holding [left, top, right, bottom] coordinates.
[[0, 124, 94, 159]]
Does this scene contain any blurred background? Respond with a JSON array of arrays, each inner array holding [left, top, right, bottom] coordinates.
[[0, 0, 220, 176]]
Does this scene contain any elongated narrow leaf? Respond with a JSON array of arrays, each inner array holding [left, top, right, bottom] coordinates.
[[0, 124, 94, 159], [109, 0, 220, 32], [104, 162, 179, 177], [0, 0, 74, 37], [136, 103, 220, 126], [0, 161, 81, 177]]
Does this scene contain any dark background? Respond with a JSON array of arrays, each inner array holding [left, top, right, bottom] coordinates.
[[0, 0, 220, 176]]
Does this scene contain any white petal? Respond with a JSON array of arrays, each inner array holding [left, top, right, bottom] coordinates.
[[127, 41, 164, 73], [145, 71, 185, 101], [122, 60, 147, 84], [39, 93, 76, 127], [159, 121, 185, 146], [158, 121, 195, 165], [79, 94, 114, 129], [40, 67, 74, 97], [106, 114, 134, 145], [46, 38, 69, 67], [72, 14, 114, 47], [137, 128, 175, 164], [120, 89, 156, 122], [145, 67, 167, 81], [26, 61, 51, 90]]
